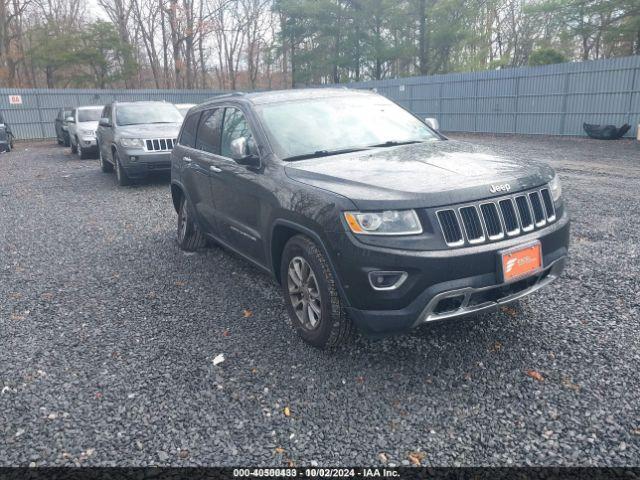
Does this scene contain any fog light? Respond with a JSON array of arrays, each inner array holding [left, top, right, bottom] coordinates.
[[368, 271, 408, 291], [130, 156, 138, 162]]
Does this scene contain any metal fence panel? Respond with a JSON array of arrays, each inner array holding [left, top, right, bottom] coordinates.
[[2, 56, 640, 139], [330, 55, 640, 137], [0, 88, 222, 140]]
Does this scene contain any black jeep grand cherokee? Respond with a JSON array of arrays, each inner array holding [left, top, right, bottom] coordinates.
[[170, 89, 569, 349]]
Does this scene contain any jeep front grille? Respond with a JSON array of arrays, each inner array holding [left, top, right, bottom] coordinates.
[[436, 186, 557, 247], [479, 202, 504, 240], [144, 138, 176, 152], [540, 188, 556, 221], [515, 195, 534, 231], [436, 210, 464, 246], [459, 206, 485, 243], [498, 199, 520, 235]]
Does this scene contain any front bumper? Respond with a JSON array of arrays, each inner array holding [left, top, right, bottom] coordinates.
[[338, 210, 570, 335], [79, 137, 98, 151], [117, 146, 172, 178]]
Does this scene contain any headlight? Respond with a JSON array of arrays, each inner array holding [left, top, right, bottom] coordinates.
[[549, 175, 562, 203], [119, 138, 144, 148], [344, 210, 422, 235]]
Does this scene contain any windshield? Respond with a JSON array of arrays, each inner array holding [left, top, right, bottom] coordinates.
[[116, 103, 182, 126], [256, 94, 439, 160], [78, 107, 103, 122]]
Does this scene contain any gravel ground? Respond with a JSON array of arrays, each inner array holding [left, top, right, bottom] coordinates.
[[0, 135, 639, 467]]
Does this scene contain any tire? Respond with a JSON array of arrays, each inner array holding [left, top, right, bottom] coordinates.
[[70, 137, 77, 154], [280, 235, 354, 350], [78, 141, 89, 159], [114, 151, 131, 186], [176, 194, 207, 251], [99, 146, 113, 172]]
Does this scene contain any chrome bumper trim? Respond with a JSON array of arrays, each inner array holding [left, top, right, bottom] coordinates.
[[415, 256, 566, 325]]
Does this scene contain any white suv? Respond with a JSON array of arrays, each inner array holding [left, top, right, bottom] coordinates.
[[68, 106, 103, 159]]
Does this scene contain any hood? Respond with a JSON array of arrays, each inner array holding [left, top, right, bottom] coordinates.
[[284, 140, 555, 210], [116, 123, 181, 138], [78, 121, 99, 132]]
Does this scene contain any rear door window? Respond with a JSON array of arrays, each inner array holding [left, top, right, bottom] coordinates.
[[195, 108, 223, 154], [179, 112, 201, 148]]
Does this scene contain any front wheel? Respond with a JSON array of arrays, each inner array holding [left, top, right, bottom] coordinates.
[[176, 195, 207, 251], [280, 235, 354, 350]]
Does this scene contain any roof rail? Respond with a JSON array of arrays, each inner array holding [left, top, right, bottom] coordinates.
[[205, 92, 246, 102]]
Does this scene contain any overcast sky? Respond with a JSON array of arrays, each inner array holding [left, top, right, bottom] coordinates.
[[85, 0, 109, 21]]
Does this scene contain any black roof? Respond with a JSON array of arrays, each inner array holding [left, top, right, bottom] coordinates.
[[200, 88, 375, 108]]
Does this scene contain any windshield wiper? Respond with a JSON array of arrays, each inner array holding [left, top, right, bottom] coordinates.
[[283, 147, 370, 161], [367, 140, 425, 148]]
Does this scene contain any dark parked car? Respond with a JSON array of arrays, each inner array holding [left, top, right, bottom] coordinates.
[[0, 112, 14, 152], [170, 89, 570, 349], [96, 101, 183, 185], [55, 108, 73, 146]]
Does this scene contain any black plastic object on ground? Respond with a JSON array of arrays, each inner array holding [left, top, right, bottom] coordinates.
[[0, 125, 12, 152], [583, 123, 631, 140]]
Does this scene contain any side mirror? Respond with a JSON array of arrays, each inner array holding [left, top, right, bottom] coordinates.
[[424, 117, 440, 131], [99, 118, 111, 127], [65, 116, 75, 123], [230, 137, 260, 167]]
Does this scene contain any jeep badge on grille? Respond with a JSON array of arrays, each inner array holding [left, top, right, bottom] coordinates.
[[490, 183, 511, 193]]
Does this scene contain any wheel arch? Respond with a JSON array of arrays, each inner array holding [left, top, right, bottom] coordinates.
[[270, 219, 350, 307], [171, 181, 185, 213]]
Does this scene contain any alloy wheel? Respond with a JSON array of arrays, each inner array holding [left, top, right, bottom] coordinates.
[[287, 256, 322, 330], [178, 199, 188, 241]]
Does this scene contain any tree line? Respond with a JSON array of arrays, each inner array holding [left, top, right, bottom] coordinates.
[[1, 0, 639, 90]]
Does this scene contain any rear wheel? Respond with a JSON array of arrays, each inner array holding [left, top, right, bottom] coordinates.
[[176, 194, 207, 251], [114, 151, 131, 186], [280, 235, 354, 350]]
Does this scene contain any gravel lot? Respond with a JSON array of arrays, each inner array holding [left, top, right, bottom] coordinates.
[[1, 134, 639, 467]]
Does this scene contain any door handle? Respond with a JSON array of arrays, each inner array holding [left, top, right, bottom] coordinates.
[[209, 165, 222, 173], [183, 156, 192, 163]]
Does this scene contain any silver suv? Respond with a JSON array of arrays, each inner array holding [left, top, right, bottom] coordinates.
[[68, 105, 103, 159], [96, 101, 183, 186]]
